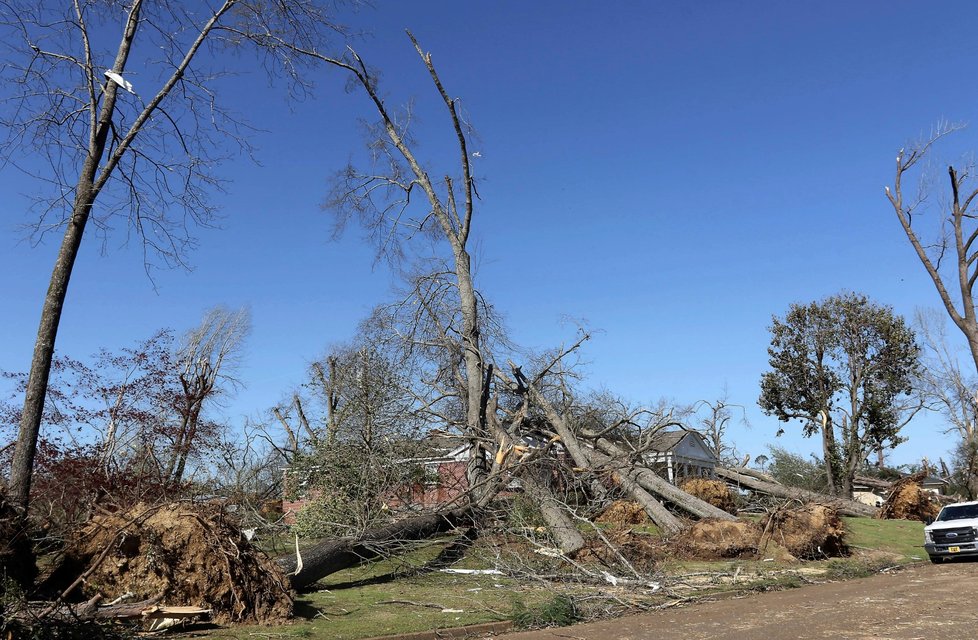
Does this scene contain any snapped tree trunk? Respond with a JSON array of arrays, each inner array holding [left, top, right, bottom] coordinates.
[[583, 448, 683, 534]]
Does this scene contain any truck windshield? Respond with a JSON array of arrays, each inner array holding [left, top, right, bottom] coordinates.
[[937, 504, 978, 521]]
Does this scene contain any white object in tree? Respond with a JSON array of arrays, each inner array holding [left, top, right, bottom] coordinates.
[[104, 70, 135, 94]]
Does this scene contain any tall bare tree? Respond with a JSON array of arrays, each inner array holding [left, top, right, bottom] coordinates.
[[0, 0, 352, 512], [885, 124, 978, 372], [280, 33, 492, 494]]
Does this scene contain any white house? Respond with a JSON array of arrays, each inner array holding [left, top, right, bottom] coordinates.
[[642, 429, 718, 484]]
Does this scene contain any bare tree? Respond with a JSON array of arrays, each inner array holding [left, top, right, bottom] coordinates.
[[694, 390, 749, 466], [915, 308, 978, 495], [885, 125, 978, 493], [163, 305, 250, 485], [885, 123, 978, 372], [281, 33, 494, 497], [1, 0, 352, 513]]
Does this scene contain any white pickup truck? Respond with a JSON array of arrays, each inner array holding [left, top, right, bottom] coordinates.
[[924, 500, 978, 563]]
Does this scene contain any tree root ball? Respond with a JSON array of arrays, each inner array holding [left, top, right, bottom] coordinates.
[[594, 500, 652, 526], [876, 472, 941, 522], [762, 504, 848, 560], [54, 502, 292, 625], [679, 478, 738, 514], [673, 519, 762, 560], [577, 527, 662, 573]]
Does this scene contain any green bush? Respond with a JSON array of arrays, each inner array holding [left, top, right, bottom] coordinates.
[[512, 595, 578, 629]]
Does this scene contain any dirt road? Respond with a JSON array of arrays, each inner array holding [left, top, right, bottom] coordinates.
[[503, 562, 978, 640]]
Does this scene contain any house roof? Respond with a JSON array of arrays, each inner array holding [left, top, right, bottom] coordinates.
[[648, 429, 694, 452]]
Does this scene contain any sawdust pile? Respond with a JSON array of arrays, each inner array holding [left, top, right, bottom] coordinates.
[[761, 504, 848, 559], [594, 500, 651, 525], [52, 502, 292, 624], [673, 519, 762, 559], [877, 472, 941, 522], [680, 478, 737, 514]]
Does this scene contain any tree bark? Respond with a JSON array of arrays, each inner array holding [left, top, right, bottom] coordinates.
[[715, 467, 876, 517], [518, 471, 585, 555]]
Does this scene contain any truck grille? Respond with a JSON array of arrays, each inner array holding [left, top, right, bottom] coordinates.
[[932, 527, 977, 545]]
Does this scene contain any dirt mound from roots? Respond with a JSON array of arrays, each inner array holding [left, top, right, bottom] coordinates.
[[577, 527, 663, 573], [761, 504, 848, 559], [680, 479, 737, 514], [877, 472, 941, 522], [594, 500, 651, 525], [58, 502, 292, 624], [673, 519, 761, 559]]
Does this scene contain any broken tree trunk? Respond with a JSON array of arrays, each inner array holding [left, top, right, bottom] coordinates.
[[591, 437, 738, 522], [715, 467, 876, 518], [727, 465, 778, 484], [277, 508, 473, 590], [519, 471, 585, 555], [853, 474, 893, 492]]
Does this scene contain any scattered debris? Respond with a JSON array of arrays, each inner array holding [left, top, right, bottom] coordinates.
[[440, 568, 504, 575]]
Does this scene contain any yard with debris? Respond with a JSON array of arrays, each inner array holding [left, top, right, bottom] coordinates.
[[207, 516, 925, 640]]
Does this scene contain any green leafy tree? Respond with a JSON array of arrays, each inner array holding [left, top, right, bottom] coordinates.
[[766, 446, 828, 493], [759, 292, 921, 497]]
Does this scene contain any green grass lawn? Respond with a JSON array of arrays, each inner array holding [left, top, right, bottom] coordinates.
[[210, 517, 927, 640], [843, 516, 925, 561]]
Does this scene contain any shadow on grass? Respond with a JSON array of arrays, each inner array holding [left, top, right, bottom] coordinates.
[[313, 528, 479, 591]]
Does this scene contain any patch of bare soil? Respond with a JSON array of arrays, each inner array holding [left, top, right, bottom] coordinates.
[[50, 502, 292, 624], [594, 500, 651, 526], [761, 504, 848, 559], [877, 471, 941, 522], [679, 479, 737, 514], [672, 519, 761, 560]]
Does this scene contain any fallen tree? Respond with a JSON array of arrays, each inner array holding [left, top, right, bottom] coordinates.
[[277, 508, 473, 590], [715, 467, 876, 517]]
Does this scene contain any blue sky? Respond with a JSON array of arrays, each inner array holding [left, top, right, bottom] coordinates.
[[2, 1, 977, 467]]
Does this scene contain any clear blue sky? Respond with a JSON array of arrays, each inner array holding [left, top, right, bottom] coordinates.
[[2, 1, 977, 467]]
